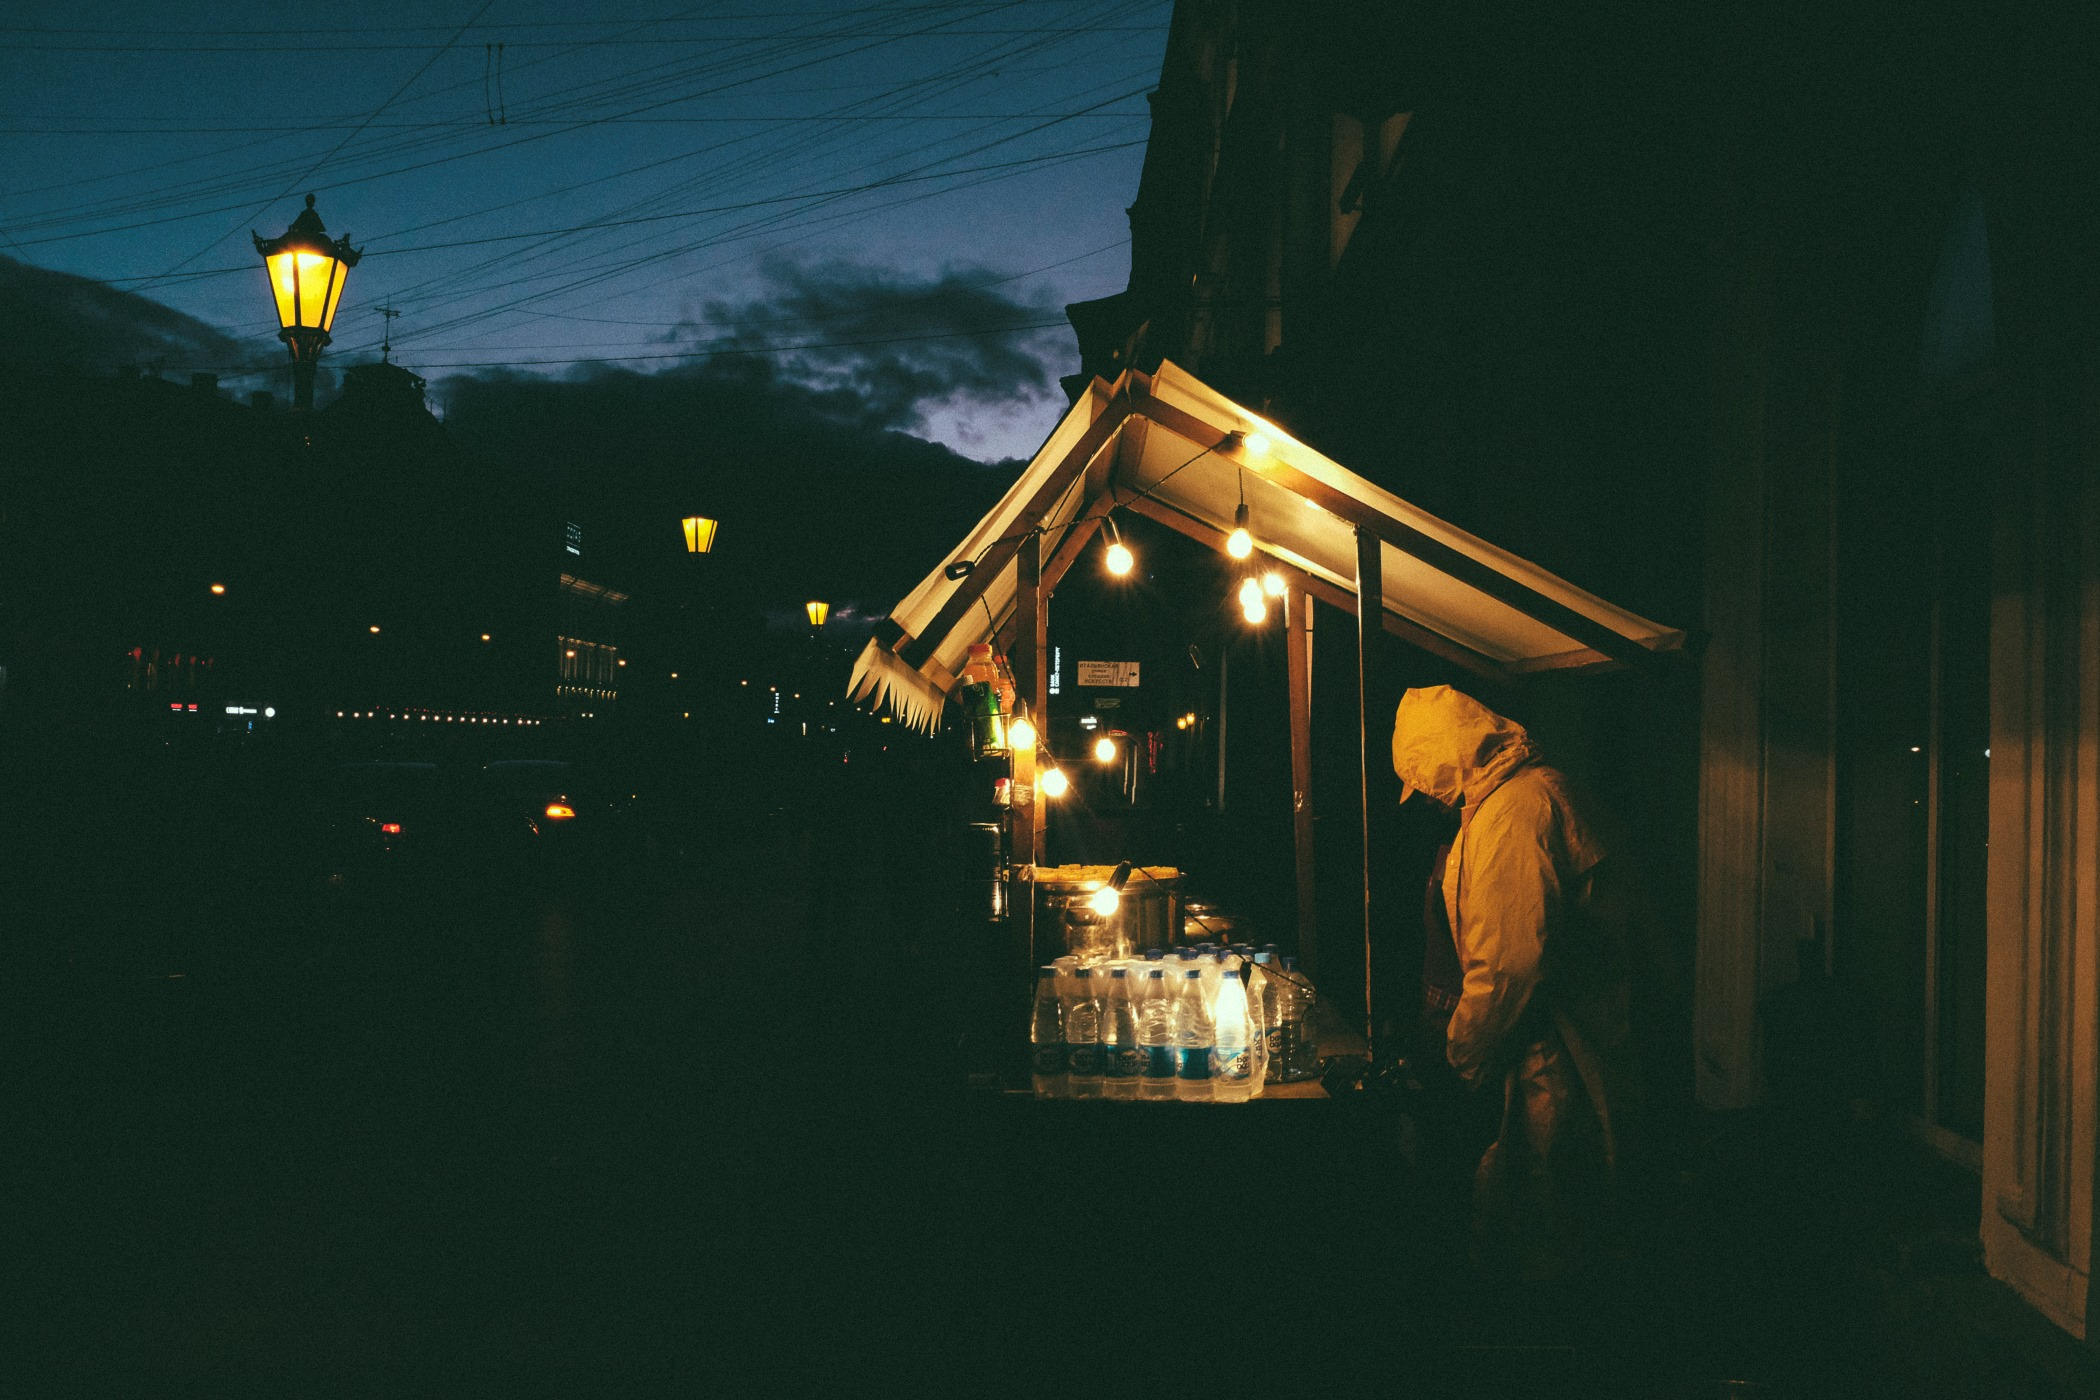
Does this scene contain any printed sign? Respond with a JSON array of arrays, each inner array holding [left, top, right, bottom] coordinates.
[[1075, 660, 1139, 688]]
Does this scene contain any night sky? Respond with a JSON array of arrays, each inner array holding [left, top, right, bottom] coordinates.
[[0, 0, 1169, 460]]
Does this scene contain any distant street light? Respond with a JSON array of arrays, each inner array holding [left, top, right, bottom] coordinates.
[[253, 194, 361, 411], [368, 625, 381, 634], [681, 515, 719, 555], [209, 582, 226, 595], [805, 600, 830, 629]]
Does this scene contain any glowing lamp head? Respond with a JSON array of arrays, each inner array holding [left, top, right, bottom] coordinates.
[[209, 582, 226, 596], [1242, 597, 1268, 626], [253, 195, 360, 336], [543, 803, 576, 821], [1176, 715, 1189, 730], [368, 625, 381, 634], [1087, 884, 1121, 917], [1093, 736, 1117, 764], [1262, 571, 1286, 597], [1008, 716, 1037, 752], [1103, 516, 1134, 577], [805, 600, 830, 628], [1039, 767, 1070, 799], [1226, 501, 1254, 560], [680, 515, 719, 554], [1244, 431, 1271, 457]]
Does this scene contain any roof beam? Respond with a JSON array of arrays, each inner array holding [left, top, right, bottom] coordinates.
[[1118, 492, 1504, 682], [1128, 386, 1664, 670], [896, 391, 1132, 670]]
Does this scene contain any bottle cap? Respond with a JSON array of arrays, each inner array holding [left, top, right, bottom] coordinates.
[[1147, 969, 1164, 979], [1144, 949, 1163, 960], [1185, 969, 1203, 979], [1074, 967, 1092, 979], [1253, 951, 1273, 965], [1110, 968, 1127, 979]]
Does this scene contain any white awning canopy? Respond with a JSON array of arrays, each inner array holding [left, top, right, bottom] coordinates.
[[851, 361, 1685, 730]]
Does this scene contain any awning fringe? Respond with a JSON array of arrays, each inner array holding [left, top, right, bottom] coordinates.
[[847, 640, 947, 734]]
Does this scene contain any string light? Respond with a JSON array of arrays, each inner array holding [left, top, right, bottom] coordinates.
[[1103, 515, 1134, 577], [1009, 715, 1038, 751], [1093, 736, 1117, 764], [1227, 500, 1253, 560], [1262, 571, 1286, 597], [1040, 767, 1070, 799]]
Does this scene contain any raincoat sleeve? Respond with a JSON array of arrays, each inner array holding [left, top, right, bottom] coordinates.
[[1446, 788, 1563, 1087]]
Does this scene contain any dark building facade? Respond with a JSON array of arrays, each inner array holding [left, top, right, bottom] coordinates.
[[1074, 0, 2100, 1335]]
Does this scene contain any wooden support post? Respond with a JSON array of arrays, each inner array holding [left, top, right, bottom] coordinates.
[[1353, 526, 1393, 1063], [1010, 528, 1048, 870], [1286, 580, 1318, 976]]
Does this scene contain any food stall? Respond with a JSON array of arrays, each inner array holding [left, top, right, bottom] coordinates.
[[849, 361, 1685, 1095]]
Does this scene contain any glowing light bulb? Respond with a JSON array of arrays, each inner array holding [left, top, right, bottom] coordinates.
[[1238, 576, 1262, 606], [1093, 736, 1116, 764], [1227, 501, 1254, 559], [1039, 767, 1070, 799], [1009, 716, 1037, 751], [1262, 571, 1285, 597], [1106, 540, 1134, 576], [1243, 598, 1267, 625], [1088, 884, 1121, 916], [1244, 432, 1271, 457]]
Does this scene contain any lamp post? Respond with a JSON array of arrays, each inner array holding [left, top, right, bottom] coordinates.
[[804, 599, 830, 630], [253, 194, 361, 411]]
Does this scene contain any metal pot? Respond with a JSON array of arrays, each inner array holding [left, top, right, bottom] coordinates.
[[1027, 864, 1181, 964]]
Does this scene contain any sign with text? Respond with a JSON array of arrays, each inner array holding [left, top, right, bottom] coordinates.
[[1075, 660, 1139, 688]]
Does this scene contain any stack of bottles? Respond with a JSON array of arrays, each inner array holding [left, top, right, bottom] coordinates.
[[1030, 943, 1322, 1101]]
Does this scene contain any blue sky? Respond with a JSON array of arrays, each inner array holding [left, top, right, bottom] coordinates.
[[0, 0, 1168, 460]]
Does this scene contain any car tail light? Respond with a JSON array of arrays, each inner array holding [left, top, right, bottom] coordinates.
[[544, 803, 576, 820], [380, 822, 402, 835]]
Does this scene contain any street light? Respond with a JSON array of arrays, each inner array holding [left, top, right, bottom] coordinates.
[[681, 516, 719, 554], [253, 194, 361, 411], [805, 600, 830, 629]]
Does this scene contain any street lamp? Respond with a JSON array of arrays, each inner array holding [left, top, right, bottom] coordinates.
[[805, 600, 830, 629], [681, 516, 719, 555], [253, 194, 361, 411]]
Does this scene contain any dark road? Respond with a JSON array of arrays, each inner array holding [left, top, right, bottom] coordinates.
[[10, 740, 2100, 1396]]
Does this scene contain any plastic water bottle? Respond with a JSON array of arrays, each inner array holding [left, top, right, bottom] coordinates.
[[1243, 959, 1269, 1097], [1137, 969, 1177, 1100], [1212, 971, 1255, 1102], [1065, 967, 1103, 1098], [1279, 956, 1321, 1081], [1101, 968, 1140, 1099], [1173, 969, 1214, 1103], [1253, 952, 1284, 1084], [1030, 966, 1067, 1099]]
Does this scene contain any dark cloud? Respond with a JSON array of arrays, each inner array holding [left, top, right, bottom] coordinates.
[[0, 255, 247, 374], [673, 253, 1068, 434]]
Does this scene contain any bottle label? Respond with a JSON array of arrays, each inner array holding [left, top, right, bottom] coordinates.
[[1214, 1047, 1249, 1080], [1106, 1047, 1142, 1080], [1142, 1046, 1177, 1079], [1067, 1044, 1102, 1077], [1031, 1045, 1065, 1078], [1177, 1047, 1213, 1080]]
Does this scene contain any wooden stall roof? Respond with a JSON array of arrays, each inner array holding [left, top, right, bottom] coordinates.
[[849, 362, 1685, 730]]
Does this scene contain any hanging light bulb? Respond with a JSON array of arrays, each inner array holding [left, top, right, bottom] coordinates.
[[1039, 766, 1070, 799], [1262, 570, 1286, 597], [1086, 860, 1134, 917], [1238, 576, 1262, 607], [1009, 715, 1037, 751], [1243, 431, 1272, 458], [1103, 516, 1134, 577], [1093, 735, 1117, 764], [1243, 596, 1268, 625], [1226, 501, 1253, 559]]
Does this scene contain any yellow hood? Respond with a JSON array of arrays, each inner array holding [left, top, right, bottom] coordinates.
[[1389, 685, 1540, 811]]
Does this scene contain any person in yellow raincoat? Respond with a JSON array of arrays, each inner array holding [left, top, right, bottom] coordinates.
[[1390, 685, 1637, 1281]]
